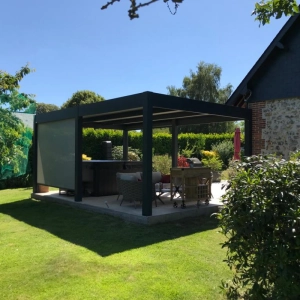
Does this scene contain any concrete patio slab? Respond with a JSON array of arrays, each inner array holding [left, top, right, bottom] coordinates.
[[31, 182, 227, 225]]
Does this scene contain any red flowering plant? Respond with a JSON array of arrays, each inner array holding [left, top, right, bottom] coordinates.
[[177, 155, 189, 167]]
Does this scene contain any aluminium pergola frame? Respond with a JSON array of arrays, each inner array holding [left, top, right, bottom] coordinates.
[[33, 91, 252, 216]]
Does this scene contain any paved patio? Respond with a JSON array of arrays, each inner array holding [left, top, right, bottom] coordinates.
[[32, 181, 228, 225]]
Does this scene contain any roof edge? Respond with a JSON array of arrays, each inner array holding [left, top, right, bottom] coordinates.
[[226, 12, 300, 106]]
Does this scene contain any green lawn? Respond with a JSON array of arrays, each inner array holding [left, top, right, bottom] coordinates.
[[0, 188, 231, 300]]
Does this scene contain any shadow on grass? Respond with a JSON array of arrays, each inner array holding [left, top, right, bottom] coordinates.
[[0, 198, 219, 257]]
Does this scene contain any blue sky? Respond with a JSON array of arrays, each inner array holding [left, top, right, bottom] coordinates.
[[1, 0, 288, 107]]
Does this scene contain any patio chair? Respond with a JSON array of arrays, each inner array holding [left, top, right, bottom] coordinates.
[[116, 172, 142, 201], [119, 179, 158, 208]]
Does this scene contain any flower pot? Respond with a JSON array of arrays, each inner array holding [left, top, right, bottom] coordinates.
[[212, 171, 221, 182], [37, 184, 49, 193]]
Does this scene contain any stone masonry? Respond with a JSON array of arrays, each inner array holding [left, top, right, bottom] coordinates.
[[257, 98, 300, 158]]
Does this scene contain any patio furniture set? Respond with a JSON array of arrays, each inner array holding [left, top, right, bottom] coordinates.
[[116, 167, 212, 208]]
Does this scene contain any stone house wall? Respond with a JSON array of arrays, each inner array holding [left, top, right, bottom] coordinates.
[[249, 98, 300, 158]]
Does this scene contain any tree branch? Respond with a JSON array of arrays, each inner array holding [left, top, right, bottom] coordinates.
[[128, 0, 160, 19], [101, 0, 168, 19], [101, 0, 121, 10]]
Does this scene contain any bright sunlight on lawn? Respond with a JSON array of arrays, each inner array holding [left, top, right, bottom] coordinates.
[[0, 188, 231, 300]]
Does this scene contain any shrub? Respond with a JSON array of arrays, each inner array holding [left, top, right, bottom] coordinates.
[[177, 156, 189, 167], [217, 155, 300, 299], [152, 155, 172, 174], [201, 150, 218, 159], [202, 156, 223, 171], [178, 134, 205, 158], [290, 149, 300, 161], [111, 146, 141, 161], [211, 140, 234, 169], [220, 159, 239, 180], [204, 133, 241, 150], [0, 173, 32, 190]]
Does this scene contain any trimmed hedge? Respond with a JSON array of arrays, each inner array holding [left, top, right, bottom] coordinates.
[[204, 133, 244, 150], [82, 128, 241, 158]]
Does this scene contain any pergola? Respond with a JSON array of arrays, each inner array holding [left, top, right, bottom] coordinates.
[[33, 92, 252, 216]]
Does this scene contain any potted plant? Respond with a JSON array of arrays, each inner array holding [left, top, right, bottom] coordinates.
[[37, 184, 49, 193], [201, 156, 223, 182]]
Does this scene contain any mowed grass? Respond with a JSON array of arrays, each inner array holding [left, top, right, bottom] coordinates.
[[0, 188, 231, 300]]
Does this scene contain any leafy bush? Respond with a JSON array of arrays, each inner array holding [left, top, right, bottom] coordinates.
[[220, 159, 239, 180], [83, 128, 123, 159], [290, 149, 300, 161], [178, 134, 205, 158], [177, 156, 189, 167], [211, 140, 234, 169], [111, 146, 141, 161], [0, 173, 32, 190], [201, 150, 218, 159], [202, 156, 223, 171], [204, 133, 241, 150], [152, 155, 171, 174], [217, 155, 300, 299]]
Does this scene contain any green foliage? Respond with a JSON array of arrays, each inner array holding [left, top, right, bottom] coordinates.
[[128, 130, 144, 151], [202, 156, 223, 171], [290, 149, 300, 161], [0, 173, 32, 190], [82, 128, 234, 158], [179, 139, 204, 158], [111, 145, 124, 160], [36, 102, 59, 114], [152, 154, 172, 174], [220, 159, 239, 180], [218, 155, 300, 299], [0, 65, 34, 175], [83, 128, 123, 159], [204, 133, 241, 150], [253, 0, 299, 25], [180, 141, 195, 158], [167, 61, 235, 134], [152, 127, 169, 134], [152, 132, 172, 155], [178, 133, 205, 157], [61, 90, 105, 109], [211, 140, 234, 169], [111, 145, 141, 161]]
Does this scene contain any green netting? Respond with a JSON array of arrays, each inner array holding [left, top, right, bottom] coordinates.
[[0, 102, 36, 180]]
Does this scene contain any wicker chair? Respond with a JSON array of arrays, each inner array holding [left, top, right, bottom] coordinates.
[[116, 172, 142, 201], [119, 179, 157, 208]]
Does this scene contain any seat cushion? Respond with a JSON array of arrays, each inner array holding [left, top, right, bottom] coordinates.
[[119, 173, 138, 181]]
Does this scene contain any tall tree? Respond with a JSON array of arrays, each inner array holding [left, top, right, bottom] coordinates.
[[101, 0, 299, 23], [61, 90, 105, 109], [167, 61, 235, 134], [36, 103, 59, 114], [0, 65, 35, 172]]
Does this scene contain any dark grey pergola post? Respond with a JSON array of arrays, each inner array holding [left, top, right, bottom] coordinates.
[[123, 128, 128, 161], [75, 114, 83, 202], [244, 117, 252, 157], [171, 120, 178, 167], [32, 116, 38, 193], [142, 97, 153, 216]]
